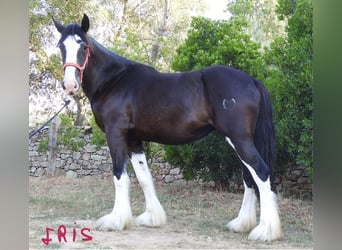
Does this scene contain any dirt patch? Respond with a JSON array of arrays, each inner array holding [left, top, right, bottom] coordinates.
[[29, 176, 312, 249]]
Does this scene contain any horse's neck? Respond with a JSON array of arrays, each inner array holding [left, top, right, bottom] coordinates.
[[83, 38, 131, 99]]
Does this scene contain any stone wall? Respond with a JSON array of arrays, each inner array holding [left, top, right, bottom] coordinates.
[[276, 165, 312, 200], [29, 127, 183, 183], [29, 126, 311, 199]]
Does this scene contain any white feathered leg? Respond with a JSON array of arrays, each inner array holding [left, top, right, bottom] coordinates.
[[95, 171, 133, 231], [130, 152, 167, 227], [226, 181, 257, 233], [225, 137, 281, 241], [241, 160, 282, 241]]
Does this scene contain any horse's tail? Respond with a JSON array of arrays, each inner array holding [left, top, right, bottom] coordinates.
[[253, 79, 276, 190]]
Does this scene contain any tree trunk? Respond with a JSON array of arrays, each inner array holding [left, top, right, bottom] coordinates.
[[74, 95, 85, 126], [151, 0, 170, 64], [47, 117, 61, 177]]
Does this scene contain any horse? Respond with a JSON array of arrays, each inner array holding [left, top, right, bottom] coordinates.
[[53, 14, 282, 241]]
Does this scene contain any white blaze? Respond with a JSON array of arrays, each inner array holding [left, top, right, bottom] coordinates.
[[62, 35, 82, 93]]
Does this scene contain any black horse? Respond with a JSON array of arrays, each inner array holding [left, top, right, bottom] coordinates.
[[53, 14, 281, 241]]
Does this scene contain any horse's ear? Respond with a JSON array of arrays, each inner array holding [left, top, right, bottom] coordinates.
[[81, 14, 90, 33], [52, 17, 64, 33]]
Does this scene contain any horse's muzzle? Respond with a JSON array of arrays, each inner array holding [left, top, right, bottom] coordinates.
[[62, 80, 80, 95]]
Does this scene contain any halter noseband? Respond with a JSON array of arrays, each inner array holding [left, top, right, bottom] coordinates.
[[63, 47, 90, 83]]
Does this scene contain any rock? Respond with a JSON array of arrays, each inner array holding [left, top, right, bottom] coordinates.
[[207, 181, 216, 188], [73, 152, 81, 160], [56, 159, 65, 168], [66, 170, 77, 179], [100, 164, 111, 172], [29, 151, 38, 157], [91, 155, 104, 161], [84, 143, 96, 153], [69, 163, 80, 170], [77, 169, 92, 175], [169, 167, 181, 175], [175, 174, 183, 180], [82, 153, 90, 161], [60, 154, 68, 160], [35, 167, 45, 177], [164, 175, 174, 183]]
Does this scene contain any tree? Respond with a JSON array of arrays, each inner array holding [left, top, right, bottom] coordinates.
[[109, 0, 206, 71], [172, 17, 266, 79], [265, 0, 313, 170], [227, 0, 286, 46]]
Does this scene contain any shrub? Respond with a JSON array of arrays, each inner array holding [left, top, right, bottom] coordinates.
[[57, 114, 84, 151], [164, 131, 241, 188], [90, 116, 107, 150]]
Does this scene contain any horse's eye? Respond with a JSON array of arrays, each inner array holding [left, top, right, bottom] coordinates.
[[76, 39, 83, 44]]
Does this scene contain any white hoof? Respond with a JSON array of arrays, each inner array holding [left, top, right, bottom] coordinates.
[[226, 215, 257, 233], [247, 221, 282, 241], [95, 212, 133, 231], [135, 209, 167, 227]]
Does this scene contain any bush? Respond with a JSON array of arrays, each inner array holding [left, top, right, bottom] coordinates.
[[164, 131, 241, 188], [90, 116, 107, 150], [57, 114, 85, 151]]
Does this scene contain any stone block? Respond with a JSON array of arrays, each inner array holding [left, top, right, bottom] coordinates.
[[84, 144, 96, 153], [35, 167, 45, 177], [170, 167, 181, 175], [164, 175, 174, 183], [73, 152, 81, 160], [66, 170, 77, 179]]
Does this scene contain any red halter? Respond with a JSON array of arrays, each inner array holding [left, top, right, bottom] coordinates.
[[63, 47, 90, 83]]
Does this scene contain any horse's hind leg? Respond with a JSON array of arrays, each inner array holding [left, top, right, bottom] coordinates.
[[225, 137, 282, 241], [226, 164, 257, 233], [129, 151, 167, 227]]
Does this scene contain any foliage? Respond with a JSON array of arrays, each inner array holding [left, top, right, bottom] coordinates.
[[57, 114, 85, 151], [90, 116, 108, 150], [109, 0, 206, 72], [166, 16, 264, 187], [265, 0, 313, 171], [165, 132, 241, 184], [37, 139, 49, 153], [226, 0, 286, 46], [36, 114, 85, 152], [172, 17, 266, 80]]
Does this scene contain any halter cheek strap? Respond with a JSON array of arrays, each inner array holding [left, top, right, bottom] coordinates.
[[63, 47, 90, 83]]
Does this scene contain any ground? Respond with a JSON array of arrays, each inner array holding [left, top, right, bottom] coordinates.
[[29, 176, 312, 249]]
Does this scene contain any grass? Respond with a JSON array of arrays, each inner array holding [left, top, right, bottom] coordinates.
[[29, 176, 313, 249]]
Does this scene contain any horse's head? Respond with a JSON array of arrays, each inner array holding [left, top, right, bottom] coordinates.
[[53, 14, 90, 95]]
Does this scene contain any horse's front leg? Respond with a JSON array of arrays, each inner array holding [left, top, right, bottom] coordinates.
[[129, 151, 167, 227], [95, 130, 133, 231]]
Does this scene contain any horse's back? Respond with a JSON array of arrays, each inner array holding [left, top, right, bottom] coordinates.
[[121, 65, 213, 145]]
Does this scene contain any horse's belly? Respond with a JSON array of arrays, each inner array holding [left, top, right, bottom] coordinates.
[[129, 123, 214, 145]]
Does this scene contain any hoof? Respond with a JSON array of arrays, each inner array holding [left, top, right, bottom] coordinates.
[[247, 222, 282, 241], [226, 215, 257, 233], [95, 212, 132, 231], [135, 210, 167, 227]]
